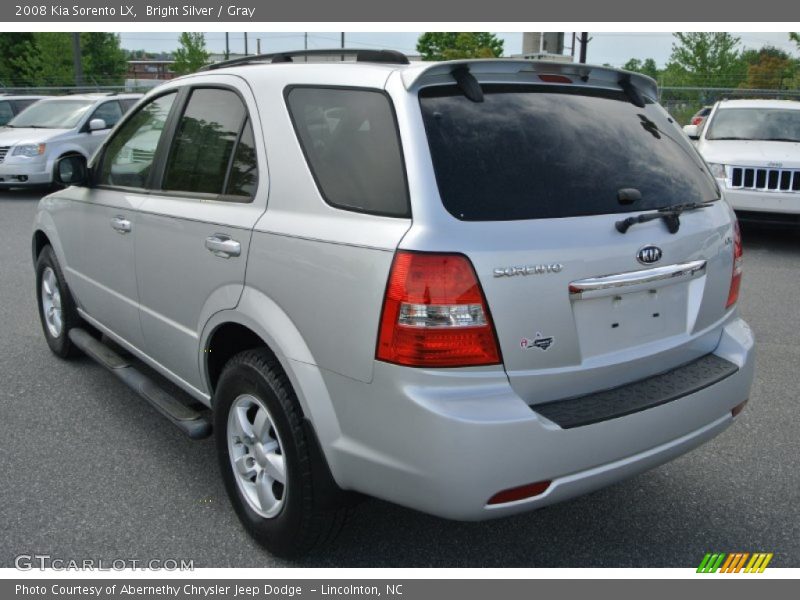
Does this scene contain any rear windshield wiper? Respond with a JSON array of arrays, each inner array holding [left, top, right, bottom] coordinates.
[[615, 202, 712, 234]]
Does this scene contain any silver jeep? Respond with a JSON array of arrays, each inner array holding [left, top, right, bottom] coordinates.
[[32, 50, 755, 557]]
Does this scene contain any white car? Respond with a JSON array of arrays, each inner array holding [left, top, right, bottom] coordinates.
[[0, 93, 141, 189], [685, 99, 800, 225]]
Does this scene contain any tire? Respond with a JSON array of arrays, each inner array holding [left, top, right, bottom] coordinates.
[[35, 245, 82, 358], [214, 349, 350, 558]]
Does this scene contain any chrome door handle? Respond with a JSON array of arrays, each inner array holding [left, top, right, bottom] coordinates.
[[110, 216, 131, 234], [205, 234, 241, 258]]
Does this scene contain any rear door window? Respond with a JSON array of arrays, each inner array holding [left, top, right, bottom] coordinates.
[[419, 85, 719, 221], [162, 87, 256, 201], [286, 87, 410, 218]]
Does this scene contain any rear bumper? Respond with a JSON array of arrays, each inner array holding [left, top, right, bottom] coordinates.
[[317, 317, 755, 520]]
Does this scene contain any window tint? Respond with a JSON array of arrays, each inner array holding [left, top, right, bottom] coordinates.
[[286, 87, 409, 217], [90, 101, 123, 129], [162, 88, 248, 196], [99, 92, 176, 189], [419, 85, 719, 221], [0, 101, 12, 126], [224, 118, 258, 200]]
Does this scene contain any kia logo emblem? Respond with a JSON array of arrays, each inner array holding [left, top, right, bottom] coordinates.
[[637, 245, 662, 265]]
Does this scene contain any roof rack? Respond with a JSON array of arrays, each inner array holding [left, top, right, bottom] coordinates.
[[201, 48, 409, 71]]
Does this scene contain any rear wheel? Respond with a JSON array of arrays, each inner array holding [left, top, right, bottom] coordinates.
[[35, 245, 81, 358], [214, 348, 350, 557]]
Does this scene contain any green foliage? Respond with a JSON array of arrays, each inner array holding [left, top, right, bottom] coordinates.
[[416, 32, 504, 61], [81, 33, 126, 85], [622, 58, 659, 80], [740, 47, 795, 90], [0, 32, 126, 86], [0, 33, 35, 85], [665, 32, 746, 87], [172, 32, 209, 75], [10, 33, 74, 87]]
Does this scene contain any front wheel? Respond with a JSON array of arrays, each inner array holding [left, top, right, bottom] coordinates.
[[214, 349, 350, 557]]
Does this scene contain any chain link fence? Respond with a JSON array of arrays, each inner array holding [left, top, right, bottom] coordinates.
[[659, 87, 800, 125]]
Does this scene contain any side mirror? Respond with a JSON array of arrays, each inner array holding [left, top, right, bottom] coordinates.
[[55, 154, 89, 187], [683, 124, 700, 139], [88, 118, 107, 131]]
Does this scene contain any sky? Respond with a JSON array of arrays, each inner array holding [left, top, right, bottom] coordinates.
[[118, 31, 800, 67]]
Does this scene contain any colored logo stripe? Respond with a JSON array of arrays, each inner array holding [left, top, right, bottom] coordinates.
[[697, 552, 773, 573], [745, 553, 773, 573]]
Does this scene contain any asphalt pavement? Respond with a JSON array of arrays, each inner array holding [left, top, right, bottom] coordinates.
[[1, 190, 798, 568]]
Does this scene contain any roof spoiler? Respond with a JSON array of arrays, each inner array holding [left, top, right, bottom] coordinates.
[[401, 59, 658, 101]]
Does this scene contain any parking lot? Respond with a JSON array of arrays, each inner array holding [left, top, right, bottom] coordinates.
[[1, 189, 798, 568]]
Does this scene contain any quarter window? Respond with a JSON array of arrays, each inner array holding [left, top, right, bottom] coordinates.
[[286, 87, 410, 218], [162, 88, 256, 200], [98, 92, 176, 189]]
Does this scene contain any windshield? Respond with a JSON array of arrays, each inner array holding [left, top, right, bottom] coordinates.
[[7, 99, 94, 129], [706, 107, 800, 142], [419, 85, 718, 221]]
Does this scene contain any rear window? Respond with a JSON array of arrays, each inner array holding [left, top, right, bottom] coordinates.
[[419, 85, 719, 221], [286, 87, 410, 218]]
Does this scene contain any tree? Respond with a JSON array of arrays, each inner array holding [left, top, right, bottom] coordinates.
[[740, 47, 794, 89], [791, 32, 800, 49], [0, 33, 35, 85], [667, 32, 745, 87], [172, 32, 209, 75], [81, 33, 126, 85], [622, 57, 659, 80], [11, 33, 74, 87], [417, 32, 504, 61]]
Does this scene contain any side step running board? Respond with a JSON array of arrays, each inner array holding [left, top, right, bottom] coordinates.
[[68, 328, 212, 440]]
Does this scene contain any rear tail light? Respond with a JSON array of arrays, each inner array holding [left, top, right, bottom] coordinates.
[[726, 220, 743, 309], [691, 116, 702, 125], [376, 251, 501, 367]]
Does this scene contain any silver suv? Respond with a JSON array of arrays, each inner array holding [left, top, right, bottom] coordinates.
[[0, 93, 141, 189], [32, 50, 755, 557]]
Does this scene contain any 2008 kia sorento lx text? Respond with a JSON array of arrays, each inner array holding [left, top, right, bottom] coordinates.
[[32, 50, 755, 558]]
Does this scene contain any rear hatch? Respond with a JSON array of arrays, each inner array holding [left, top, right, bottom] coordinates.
[[414, 80, 737, 405]]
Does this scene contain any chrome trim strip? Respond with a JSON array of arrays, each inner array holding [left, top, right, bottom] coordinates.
[[569, 259, 707, 298]]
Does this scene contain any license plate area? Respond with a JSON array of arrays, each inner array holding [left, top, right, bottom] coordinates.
[[572, 281, 689, 358]]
